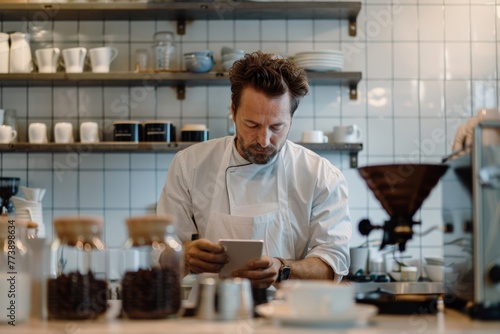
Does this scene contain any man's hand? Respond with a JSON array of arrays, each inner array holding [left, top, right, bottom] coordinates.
[[184, 238, 229, 274], [232, 256, 281, 288]]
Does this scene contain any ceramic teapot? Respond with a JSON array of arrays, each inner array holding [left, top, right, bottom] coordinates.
[[9, 32, 33, 73]]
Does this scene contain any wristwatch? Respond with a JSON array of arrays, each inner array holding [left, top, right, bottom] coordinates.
[[276, 257, 291, 282]]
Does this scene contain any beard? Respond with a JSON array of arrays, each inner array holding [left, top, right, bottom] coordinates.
[[236, 135, 281, 164]]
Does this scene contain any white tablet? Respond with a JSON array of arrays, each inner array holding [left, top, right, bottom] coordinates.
[[218, 239, 264, 279]]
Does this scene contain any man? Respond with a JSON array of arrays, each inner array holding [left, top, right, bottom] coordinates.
[[157, 51, 351, 288]]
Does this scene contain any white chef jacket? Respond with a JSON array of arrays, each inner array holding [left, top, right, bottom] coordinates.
[[157, 136, 352, 277]]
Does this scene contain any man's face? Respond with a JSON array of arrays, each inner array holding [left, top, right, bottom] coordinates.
[[232, 87, 292, 164]]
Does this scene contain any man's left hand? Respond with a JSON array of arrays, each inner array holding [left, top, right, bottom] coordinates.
[[231, 256, 281, 288]]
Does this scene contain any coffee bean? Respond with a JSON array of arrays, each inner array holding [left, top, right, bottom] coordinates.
[[121, 267, 181, 319], [48, 271, 108, 320]]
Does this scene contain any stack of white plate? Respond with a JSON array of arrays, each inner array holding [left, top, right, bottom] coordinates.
[[293, 50, 344, 72]]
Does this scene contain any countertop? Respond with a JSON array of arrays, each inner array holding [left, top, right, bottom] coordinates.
[[2, 308, 500, 334]]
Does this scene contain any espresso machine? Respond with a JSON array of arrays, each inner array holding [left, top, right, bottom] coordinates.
[[353, 163, 448, 314], [441, 120, 500, 320]]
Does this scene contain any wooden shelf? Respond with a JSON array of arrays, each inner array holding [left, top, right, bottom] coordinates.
[[0, 141, 363, 166], [0, 71, 362, 99], [0, 1, 362, 36]]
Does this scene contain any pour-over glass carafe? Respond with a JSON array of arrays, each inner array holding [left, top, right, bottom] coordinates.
[[0, 177, 20, 214]]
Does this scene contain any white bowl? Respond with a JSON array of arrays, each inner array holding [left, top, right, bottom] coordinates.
[[424, 265, 449, 282], [222, 60, 235, 72], [425, 256, 445, 266], [222, 53, 244, 62], [221, 47, 246, 56], [389, 271, 401, 281]]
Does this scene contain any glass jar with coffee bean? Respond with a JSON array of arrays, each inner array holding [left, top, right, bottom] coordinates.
[[121, 215, 183, 319], [47, 216, 107, 320]]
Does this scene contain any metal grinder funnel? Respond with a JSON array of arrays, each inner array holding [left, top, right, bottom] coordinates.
[[357, 164, 448, 251]]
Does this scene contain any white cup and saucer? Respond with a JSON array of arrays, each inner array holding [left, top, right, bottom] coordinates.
[[333, 124, 362, 143], [255, 280, 377, 327], [301, 130, 328, 144]]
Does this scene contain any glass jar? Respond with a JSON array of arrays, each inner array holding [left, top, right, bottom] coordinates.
[[47, 216, 107, 320], [0, 216, 30, 324], [121, 215, 183, 319], [152, 31, 175, 71]]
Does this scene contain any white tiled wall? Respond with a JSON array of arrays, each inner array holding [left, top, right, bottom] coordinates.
[[1, 1, 498, 266]]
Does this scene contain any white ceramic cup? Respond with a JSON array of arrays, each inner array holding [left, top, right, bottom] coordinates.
[[301, 130, 328, 143], [28, 123, 48, 144], [349, 247, 369, 275], [0, 125, 17, 143], [35, 47, 60, 73], [54, 122, 74, 143], [401, 266, 419, 282], [80, 121, 100, 143], [62, 47, 87, 73], [333, 124, 361, 143], [89, 46, 118, 73], [280, 280, 354, 317]]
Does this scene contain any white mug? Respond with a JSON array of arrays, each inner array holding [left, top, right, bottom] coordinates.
[[54, 122, 74, 143], [80, 121, 100, 143], [301, 130, 328, 143], [280, 280, 354, 317], [62, 47, 87, 73], [0, 125, 17, 143], [89, 46, 118, 73], [28, 123, 48, 144], [333, 124, 361, 143], [35, 47, 60, 73]]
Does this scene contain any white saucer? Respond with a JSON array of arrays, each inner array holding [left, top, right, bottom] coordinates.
[[256, 301, 378, 327]]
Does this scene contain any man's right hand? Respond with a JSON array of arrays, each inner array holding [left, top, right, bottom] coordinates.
[[183, 238, 229, 274]]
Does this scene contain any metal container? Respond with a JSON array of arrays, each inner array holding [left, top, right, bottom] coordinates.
[[142, 121, 175, 142], [442, 120, 500, 320], [113, 120, 142, 142], [195, 276, 253, 321]]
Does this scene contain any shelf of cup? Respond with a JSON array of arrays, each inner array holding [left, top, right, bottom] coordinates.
[[0, 142, 362, 153], [0, 2, 361, 25], [0, 71, 362, 99]]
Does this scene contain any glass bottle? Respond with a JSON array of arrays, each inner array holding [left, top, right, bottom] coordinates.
[[0, 216, 30, 324], [121, 215, 183, 319], [47, 216, 107, 320], [152, 31, 175, 71]]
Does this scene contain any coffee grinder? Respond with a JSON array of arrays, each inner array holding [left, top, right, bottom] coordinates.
[[357, 164, 448, 252], [0, 177, 20, 214], [353, 164, 448, 314]]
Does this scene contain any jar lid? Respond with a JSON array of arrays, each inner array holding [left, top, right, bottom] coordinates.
[[53, 216, 104, 247], [113, 120, 141, 125], [153, 31, 175, 42], [0, 216, 28, 236], [126, 214, 175, 246]]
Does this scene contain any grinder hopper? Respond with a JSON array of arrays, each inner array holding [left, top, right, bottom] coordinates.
[[357, 164, 448, 251]]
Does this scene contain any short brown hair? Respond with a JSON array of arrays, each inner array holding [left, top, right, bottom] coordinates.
[[229, 51, 309, 116]]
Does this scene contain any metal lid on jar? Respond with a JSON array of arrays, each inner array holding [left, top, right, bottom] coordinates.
[[53, 216, 104, 248], [0, 216, 30, 236], [126, 214, 175, 246], [153, 31, 175, 43]]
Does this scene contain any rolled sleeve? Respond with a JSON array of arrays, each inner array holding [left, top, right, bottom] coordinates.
[[305, 168, 352, 277]]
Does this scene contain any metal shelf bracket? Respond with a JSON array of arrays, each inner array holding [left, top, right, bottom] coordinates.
[[350, 152, 358, 168], [176, 84, 186, 100], [348, 17, 357, 37], [349, 81, 358, 100], [177, 19, 186, 35]]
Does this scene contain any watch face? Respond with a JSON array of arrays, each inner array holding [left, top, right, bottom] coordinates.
[[280, 266, 291, 281]]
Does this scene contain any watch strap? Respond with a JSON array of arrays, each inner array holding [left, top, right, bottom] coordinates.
[[276, 257, 291, 282]]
